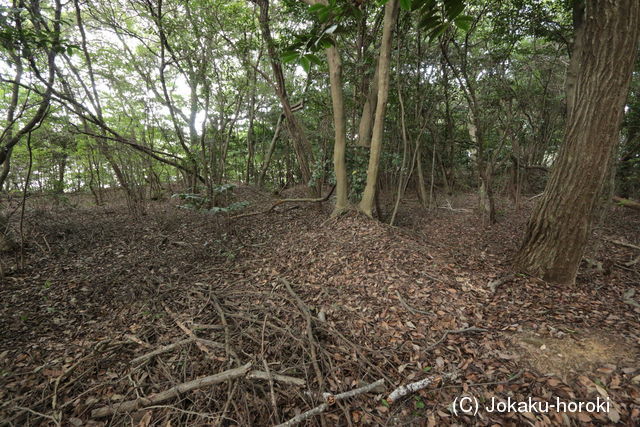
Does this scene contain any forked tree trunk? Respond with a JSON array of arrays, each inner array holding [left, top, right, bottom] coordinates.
[[358, 0, 399, 217], [357, 63, 379, 148], [253, 0, 315, 192], [257, 114, 284, 187], [514, 0, 640, 285]]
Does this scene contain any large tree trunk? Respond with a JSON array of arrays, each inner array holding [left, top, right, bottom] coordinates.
[[358, 0, 399, 217], [514, 0, 640, 285]]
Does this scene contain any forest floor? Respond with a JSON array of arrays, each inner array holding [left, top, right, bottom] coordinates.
[[1, 186, 639, 426]]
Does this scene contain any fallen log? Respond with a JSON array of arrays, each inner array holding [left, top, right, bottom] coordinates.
[[613, 196, 640, 211]]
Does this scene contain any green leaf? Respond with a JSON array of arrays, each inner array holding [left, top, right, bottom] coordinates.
[[444, 0, 465, 20], [381, 399, 390, 407], [281, 50, 299, 63], [299, 55, 311, 73], [317, 38, 334, 49], [422, 366, 432, 372], [418, 13, 439, 31], [416, 0, 436, 12], [317, 7, 331, 23], [308, 3, 325, 14], [306, 53, 322, 66], [454, 14, 474, 31], [400, 0, 412, 11], [428, 22, 448, 40]]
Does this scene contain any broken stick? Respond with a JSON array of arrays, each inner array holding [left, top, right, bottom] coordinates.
[[130, 338, 224, 365], [91, 363, 252, 418], [604, 237, 640, 251], [387, 373, 456, 404], [275, 379, 385, 427], [488, 274, 515, 294]]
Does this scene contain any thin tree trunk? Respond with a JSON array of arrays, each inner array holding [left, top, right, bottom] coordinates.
[[245, 52, 261, 183], [258, 114, 284, 187], [358, 0, 399, 217], [357, 64, 379, 148], [429, 141, 436, 209], [415, 144, 428, 208], [390, 65, 409, 226], [326, 45, 349, 215], [253, 0, 315, 192]]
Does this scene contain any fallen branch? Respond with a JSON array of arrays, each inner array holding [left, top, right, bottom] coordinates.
[[91, 363, 252, 418], [124, 334, 151, 348], [488, 274, 515, 294], [281, 279, 325, 391], [53, 340, 123, 410], [623, 255, 640, 267], [604, 238, 640, 251], [210, 294, 238, 362], [247, 370, 306, 386], [163, 304, 219, 359], [395, 290, 431, 315], [425, 327, 488, 351], [275, 379, 385, 427], [231, 184, 336, 219], [387, 373, 455, 404], [438, 199, 472, 212], [130, 338, 224, 365], [613, 196, 640, 211]]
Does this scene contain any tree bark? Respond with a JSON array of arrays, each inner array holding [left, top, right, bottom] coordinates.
[[258, 114, 284, 187], [358, 0, 399, 217], [357, 63, 378, 148], [326, 45, 349, 215], [253, 0, 315, 192], [514, 0, 640, 285], [245, 63, 258, 183]]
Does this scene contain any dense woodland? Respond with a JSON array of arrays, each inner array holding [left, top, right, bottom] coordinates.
[[1, 0, 640, 425]]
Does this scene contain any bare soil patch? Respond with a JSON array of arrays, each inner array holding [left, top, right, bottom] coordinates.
[[513, 329, 638, 380]]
